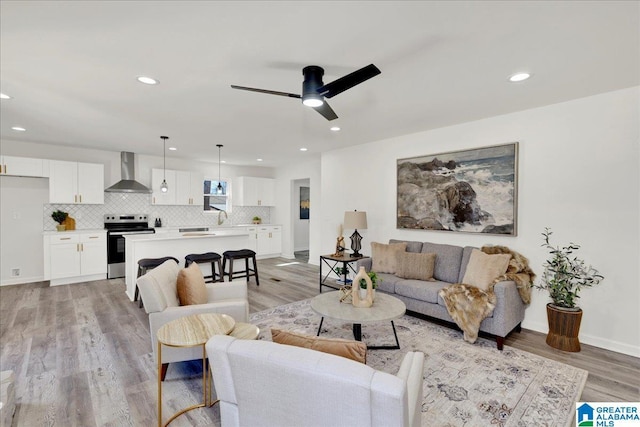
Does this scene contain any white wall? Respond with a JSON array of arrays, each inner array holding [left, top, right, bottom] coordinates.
[[273, 158, 321, 262], [0, 176, 49, 285], [319, 87, 639, 356], [293, 178, 310, 252]]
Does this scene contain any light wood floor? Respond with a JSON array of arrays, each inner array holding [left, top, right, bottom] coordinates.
[[1, 257, 638, 426]]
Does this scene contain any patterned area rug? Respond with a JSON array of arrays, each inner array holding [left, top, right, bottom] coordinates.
[[250, 298, 588, 427]]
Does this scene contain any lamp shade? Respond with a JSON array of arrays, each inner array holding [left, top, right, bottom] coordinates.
[[344, 211, 367, 230]]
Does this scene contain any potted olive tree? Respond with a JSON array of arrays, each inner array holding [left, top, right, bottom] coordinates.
[[532, 228, 603, 352], [51, 210, 68, 231]]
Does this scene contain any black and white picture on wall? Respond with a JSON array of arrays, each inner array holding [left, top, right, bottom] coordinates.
[[299, 186, 310, 219], [397, 142, 518, 235]]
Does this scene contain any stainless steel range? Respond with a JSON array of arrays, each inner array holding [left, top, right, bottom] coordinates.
[[105, 214, 155, 278]]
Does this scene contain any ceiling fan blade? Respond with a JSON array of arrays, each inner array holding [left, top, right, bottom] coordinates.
[[230, 85, 301, 99], [313, 101, 338, 121], [318, 64, 381, 99]]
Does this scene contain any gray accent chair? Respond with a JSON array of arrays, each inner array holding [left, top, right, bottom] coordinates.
[[358, 239, 526, 350]]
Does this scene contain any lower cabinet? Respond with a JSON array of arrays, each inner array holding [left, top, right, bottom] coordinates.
[[256, 226, 282, 257], [44, 231, 107, 286]]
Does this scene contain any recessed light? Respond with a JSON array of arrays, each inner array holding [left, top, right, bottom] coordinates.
[[300, 148, 308, 152], [330, 126, 341, 132], [11, 126, 26, 132], [221, 160, 226, 164], [137, 76, 159, 85], [257, 158, 263, 162], [0, 93, 11, 99], [168, 147, 177, 151], [509, 72, 531, 82]]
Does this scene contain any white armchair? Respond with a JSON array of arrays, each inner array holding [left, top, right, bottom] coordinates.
[[136, 260, 249, 380], [206, 335, 425, 427]]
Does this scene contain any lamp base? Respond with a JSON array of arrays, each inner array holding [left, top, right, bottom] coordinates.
[[351, 251, 363, 258]]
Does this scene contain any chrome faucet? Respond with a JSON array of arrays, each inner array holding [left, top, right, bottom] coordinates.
[[217, 210, 228, 226]]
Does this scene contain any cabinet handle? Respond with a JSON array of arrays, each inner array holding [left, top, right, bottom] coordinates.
[[153, 197, 156, 204], [74, 195, 77, 203], [81, 243, 84, 251], [88, 236, 99, 239], [60, 237, 72, 240], [77, 243, 80, 251], [79, 194, 82, 203], [3, 165, 6, 174]]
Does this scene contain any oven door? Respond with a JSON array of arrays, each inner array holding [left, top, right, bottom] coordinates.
[[107, 230, 154, 278]]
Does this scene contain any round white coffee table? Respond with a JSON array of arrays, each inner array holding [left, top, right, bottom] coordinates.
[[310, 291, 406, 349]]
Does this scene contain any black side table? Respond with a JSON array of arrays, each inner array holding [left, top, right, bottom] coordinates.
[[319, 254, 369, 293]]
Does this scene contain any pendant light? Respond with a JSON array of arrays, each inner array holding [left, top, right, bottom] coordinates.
[[216, 144, 224, 194], [160, 136, 169, 193]]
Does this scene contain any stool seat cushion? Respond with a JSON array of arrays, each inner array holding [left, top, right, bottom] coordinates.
[[186, 252, 221, 263], [223, 249, 256, 258], [177, 263, 208, 306], [138, 256, 178, 269]]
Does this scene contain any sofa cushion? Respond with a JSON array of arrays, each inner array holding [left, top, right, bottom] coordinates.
[[271, 328, 367, 364], [395, 279, 451, 304], [462, 249, 511, 291], [396, 252, 436, 281], [389, 239, 423, 253], [376, 273, 403, 294], [421, 242, 464, 283], [137, 259, 181, 313], [177, 263, 208, 306], [371, 242, 407, 274]]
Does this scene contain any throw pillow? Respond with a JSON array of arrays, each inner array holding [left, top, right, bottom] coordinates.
[[462, 249, 511, 291], [371, 242, 407, 274], [176, 263, 208, 306], [395, 252, 437, 281], [271, 328, 367, 364]]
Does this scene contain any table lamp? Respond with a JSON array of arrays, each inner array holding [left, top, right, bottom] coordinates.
[[343, 210, 367, 258]]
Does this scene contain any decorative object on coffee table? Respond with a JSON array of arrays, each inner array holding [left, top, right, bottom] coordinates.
[[344, 210, 367, 257], [51, 210, 68, 231], [532, 227, 604, 352], [352, 267, 373, 308]]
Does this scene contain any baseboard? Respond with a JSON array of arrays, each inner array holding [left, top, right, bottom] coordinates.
[[523, 319, 640, 357], [1, 275, 44, 286], [281, 252, 296, 259]]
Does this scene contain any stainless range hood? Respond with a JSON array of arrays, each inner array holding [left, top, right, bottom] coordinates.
[[104, 152, 152, 193]]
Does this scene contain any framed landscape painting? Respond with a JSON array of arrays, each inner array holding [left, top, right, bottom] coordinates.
[[397, 142, 518, 235]]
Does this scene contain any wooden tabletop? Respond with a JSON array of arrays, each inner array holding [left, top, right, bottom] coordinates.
[[157, 313, 235, 347]]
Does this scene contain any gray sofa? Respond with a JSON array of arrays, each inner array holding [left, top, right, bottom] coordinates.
[[357, 239, 527, 350]]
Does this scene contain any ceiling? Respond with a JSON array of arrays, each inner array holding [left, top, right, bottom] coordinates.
[[1, 1, 638, 167]]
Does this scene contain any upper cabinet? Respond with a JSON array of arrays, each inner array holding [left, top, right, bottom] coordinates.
[[235, 177, 275, 206], [49, 160, 104, 204], [0, 155, 48, 177], [152, 168, 202, 206]]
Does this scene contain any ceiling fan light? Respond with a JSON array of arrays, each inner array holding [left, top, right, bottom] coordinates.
[[302, 97, 323, 107]]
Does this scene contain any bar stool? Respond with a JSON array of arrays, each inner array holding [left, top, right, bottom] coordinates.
[[185, 252, 223, 283], [135, 256, 179, 308], [222, 249, 259, 286]]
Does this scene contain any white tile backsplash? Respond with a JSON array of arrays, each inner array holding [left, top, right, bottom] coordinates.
[[44, 193, 271, 230]]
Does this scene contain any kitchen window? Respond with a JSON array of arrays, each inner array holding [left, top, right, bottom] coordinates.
[[203, 179, 230, 212]]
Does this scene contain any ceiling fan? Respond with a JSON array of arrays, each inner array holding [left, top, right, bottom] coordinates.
[[231, 64, 381, 121]]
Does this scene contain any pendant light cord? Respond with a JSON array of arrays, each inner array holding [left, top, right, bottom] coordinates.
[[216, 144, 223, 193], [161, 136, 168, 180]]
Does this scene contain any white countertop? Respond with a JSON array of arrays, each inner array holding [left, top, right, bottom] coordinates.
[[124, 228, 250, 242], [43, 229, 106, 235]]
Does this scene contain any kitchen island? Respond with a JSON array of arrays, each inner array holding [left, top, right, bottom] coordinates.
[[124, 229, 250, 301]]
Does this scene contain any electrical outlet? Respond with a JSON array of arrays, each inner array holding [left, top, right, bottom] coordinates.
[[11, 268, 20, 277], [12, 211, 20, 220]]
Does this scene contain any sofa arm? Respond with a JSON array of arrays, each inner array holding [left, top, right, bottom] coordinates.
[[356, 258, 372, 272], [396, 351, 425, 427], [491, 280, 526, 336]]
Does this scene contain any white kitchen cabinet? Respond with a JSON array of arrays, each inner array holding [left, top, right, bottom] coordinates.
[[245, 226, 258, 253], [235, 177, 275, 206], [152, 168, 202, 206], [0, 155, 48, 177], [176, 170, 203, 205], [49, 160, 104, 204], [44, 231, 107, 285], [151, 168, 177, 205], [256, 225, 282, 256]]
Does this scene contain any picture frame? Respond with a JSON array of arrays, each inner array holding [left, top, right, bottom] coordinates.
[[299, 186, 310, 219], [397, 142, 518, 235]]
